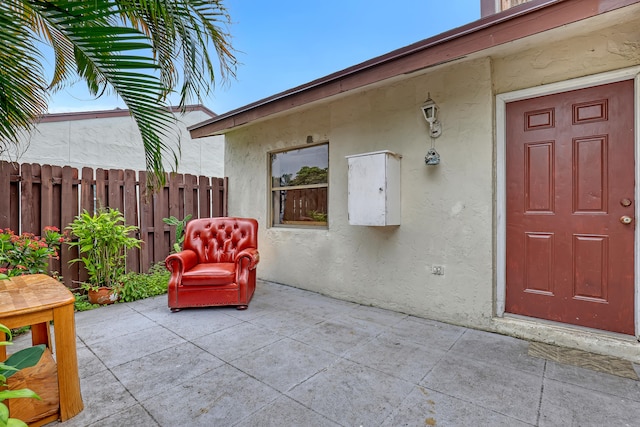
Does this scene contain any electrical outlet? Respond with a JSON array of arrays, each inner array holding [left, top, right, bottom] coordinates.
[[432, 265, 444, 275]]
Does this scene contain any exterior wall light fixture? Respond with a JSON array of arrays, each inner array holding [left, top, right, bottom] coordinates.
[[421, 94, 442, 138], [421, 93, 442, 165]]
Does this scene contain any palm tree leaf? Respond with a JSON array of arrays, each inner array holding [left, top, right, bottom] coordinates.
[[0, 3, 48, 151], [29, 0, 179, 186], [115, 0, 237, 107], [1, 0, 236, 188], [26, 10, 75, 91]]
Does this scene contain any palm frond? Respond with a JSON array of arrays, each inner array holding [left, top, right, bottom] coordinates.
[[1, 0, 236, 189], [31, 0, 179, 187], [115, 0, 237, 107], [0, 2, 48, 152], [26, 10, 75, 91]]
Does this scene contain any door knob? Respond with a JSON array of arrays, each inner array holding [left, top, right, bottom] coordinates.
[[620, 215, 633, 224]]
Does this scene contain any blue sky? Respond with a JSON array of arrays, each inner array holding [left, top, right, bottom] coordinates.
[[46, 1, 480, 115]]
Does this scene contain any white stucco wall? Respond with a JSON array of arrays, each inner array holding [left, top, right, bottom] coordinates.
[[492, 18, 640, 93], [6, 109, 224, 177], [223, 11, 640, 333], [226, 57, 495, 327]]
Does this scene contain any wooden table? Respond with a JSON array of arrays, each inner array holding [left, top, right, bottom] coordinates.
[[0, 274, 83, 423]]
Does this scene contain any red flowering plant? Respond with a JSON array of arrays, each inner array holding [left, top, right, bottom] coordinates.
[[0, 226, 67, 280]]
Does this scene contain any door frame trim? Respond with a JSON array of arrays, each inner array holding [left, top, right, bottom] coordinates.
[[496, 66, 640, 337]]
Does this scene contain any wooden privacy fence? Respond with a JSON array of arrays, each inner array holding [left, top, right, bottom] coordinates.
[[0, 161, 227, 289], [282, 188, 327, 222]]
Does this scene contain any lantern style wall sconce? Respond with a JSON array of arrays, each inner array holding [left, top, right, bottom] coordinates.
[[421, 94, 442, 138], [421, 93, 442, 165]]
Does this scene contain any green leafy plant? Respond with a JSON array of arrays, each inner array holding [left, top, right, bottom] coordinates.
[[119, 263, 170, 303], [0, 324, 43, 427], [289, 166, 328, 185], [162, 214, 192, 253], [307, 210, 327, 222], [66, 209, 141, 290], [0, 227, 66, 280], [72, 293, 101, 312]]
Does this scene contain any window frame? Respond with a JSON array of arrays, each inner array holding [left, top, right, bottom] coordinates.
[[268, 141, 329, 229]]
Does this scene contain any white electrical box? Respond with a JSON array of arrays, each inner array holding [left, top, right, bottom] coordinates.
[[346, 150, 401, 226]]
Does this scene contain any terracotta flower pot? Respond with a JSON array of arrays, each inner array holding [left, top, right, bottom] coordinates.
[[87, 287, 119, 305]]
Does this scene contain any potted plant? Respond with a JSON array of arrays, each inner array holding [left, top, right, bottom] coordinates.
[[66, 208, 141, 304]]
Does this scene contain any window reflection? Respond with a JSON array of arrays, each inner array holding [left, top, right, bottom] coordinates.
[[270, 144, 328, 226]]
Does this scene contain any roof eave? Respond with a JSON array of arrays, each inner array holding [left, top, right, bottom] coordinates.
[[189, 0, 640, 138], [40, 104, 216, 124]]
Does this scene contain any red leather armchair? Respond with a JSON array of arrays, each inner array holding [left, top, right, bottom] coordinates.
[[165, 217, 259, 311]]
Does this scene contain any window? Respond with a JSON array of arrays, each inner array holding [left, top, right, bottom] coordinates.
[[270, 143, 328, 227]]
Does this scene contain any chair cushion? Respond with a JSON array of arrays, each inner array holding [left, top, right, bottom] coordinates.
[[181, 263, 235, 286], [183, 218, 258, 264]]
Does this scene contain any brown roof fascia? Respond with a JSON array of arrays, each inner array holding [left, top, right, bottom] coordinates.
[[189, 0, 640, 138], [39, 104, 217, 123]]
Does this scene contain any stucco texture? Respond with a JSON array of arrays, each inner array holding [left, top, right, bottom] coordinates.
[[225, 57, 495, 327], [8, 109, 224, 177], [223, 14, 640, 330], [492, 18, 640, 93]]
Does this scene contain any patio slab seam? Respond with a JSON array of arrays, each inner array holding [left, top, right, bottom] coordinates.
[[534, 361, 548, 426], [31, 280, 640, 426]]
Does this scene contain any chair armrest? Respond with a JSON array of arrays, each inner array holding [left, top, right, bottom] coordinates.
[[165, 249, 198, 273], [236, 248, 260, 270]]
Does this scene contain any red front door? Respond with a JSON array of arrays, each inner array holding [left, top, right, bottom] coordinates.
[[505, 80, 635, 335]]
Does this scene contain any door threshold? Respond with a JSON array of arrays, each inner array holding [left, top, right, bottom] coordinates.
[[492, 314, 640, 363]]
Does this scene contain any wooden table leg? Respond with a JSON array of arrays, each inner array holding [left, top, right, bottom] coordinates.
[[1, 326, 49, 360], [30, 322, 51, 348], [52, 303, 83, 421]]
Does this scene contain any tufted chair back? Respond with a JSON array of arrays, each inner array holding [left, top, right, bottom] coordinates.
[[183, 217, 258, 264]]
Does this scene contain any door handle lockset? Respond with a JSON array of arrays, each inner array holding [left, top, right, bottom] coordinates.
[[620, 215, 633, 225]]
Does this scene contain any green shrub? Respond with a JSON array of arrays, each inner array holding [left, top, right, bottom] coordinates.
[[0, 226, 66, 280], [66, 208, 141, 290], [162, 214, 192, 253], [308, 210, 327, 222], [119, 263, 169, 303], [73, 293, 101, 312]]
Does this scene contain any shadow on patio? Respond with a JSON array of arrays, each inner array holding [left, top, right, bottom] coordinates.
[[26, 280, 640, 426]]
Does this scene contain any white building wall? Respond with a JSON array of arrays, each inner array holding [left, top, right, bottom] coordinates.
[[223, 14, 640, 331], [7, 109, 224, 177], [226, 57, 495, 327]]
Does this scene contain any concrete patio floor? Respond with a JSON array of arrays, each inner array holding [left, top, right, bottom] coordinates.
[[27, 280, 640, 426]]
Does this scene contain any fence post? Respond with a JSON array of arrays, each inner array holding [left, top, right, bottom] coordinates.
[[212, 177, 228, 217], [124, 169, 140, 273], [80, 167, 94, 214], [152, 176, 167, 267], [167, 173, 182, 248], [138, 171, 152, 273], [95, 168, 106, 209], [60, 166, 78, 288], [0, 162, 15, 229], [199, 176, 210, 218], [108, 168, 124, 212], [20, 163, 37, 233], [183, 174, 198, 220]]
